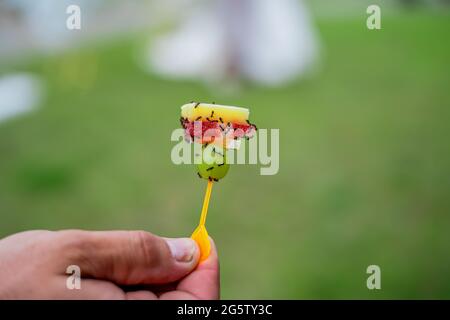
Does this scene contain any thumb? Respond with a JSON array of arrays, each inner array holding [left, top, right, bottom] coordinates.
[[60, 230, 199, 285]]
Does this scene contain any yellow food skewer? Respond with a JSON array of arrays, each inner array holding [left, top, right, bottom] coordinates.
[[191, 179, 213, 262]]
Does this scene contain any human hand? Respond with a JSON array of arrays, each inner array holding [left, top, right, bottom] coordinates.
[[0, 230, 219, 299]]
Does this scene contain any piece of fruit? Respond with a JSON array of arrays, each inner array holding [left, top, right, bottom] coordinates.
[[196, 146, 230, 181]]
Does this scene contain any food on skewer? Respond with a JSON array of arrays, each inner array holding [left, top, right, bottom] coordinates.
[[180, 102, 257, 261]]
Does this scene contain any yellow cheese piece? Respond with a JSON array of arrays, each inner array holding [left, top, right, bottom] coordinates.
[[181, 102, 249, 126]]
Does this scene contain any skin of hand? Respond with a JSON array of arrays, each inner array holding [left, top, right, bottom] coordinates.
[[0, 230, 219, 299]]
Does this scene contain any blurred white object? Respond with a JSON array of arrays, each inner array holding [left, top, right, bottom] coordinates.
[[0, 73, 44, 122], [148, 6, 227, 82], [149, 0, 319, 86], [4, 0, 87, 51], [0, 0, 148, 56]]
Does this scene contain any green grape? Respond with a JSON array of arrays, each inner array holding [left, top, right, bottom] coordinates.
[[196, 145, 230, 181]]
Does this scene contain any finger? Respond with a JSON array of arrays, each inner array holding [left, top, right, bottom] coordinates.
[[157, 290, 198, 300], [51, 277, 125, 300], [125, 290, 158, 300], [58, 230, 200, 286], [160, 237, 220, 300], [142, 282, 178, 295]]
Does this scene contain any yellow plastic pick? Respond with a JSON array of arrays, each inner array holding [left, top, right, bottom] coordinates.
[[191, 179, 213, 262]]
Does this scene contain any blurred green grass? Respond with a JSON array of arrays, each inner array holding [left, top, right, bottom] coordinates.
[[1, 11, 450, 298]]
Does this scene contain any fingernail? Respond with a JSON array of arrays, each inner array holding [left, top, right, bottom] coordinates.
[[165, 238, 197, 262]]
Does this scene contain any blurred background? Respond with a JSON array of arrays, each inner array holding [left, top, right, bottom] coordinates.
[[0, 0, 449, 298]]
